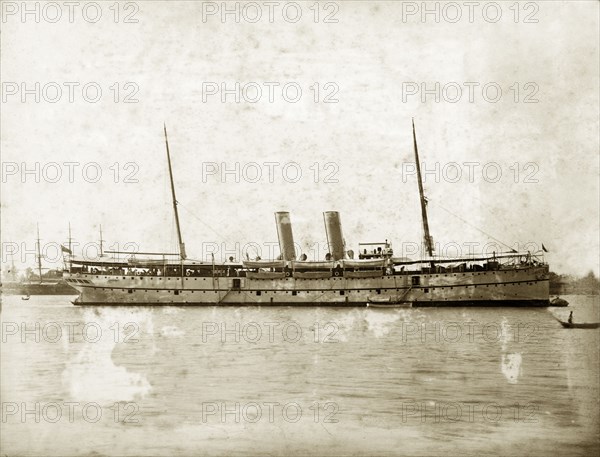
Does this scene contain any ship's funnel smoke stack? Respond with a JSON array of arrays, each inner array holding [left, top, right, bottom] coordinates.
[[275, 212, 296, 261], [323, 211, 345, 261]]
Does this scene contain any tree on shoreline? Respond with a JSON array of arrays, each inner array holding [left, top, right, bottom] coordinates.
[[550, 270, 600, 295]]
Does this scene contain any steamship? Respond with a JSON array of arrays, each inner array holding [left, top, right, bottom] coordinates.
[[1, 226, 76, 296], [64, 122, 550, 306]]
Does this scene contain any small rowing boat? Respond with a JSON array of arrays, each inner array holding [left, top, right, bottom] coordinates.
[[554, 317, 599, 329], [367, 297, 412, 308], [367, 303, 412, 308]]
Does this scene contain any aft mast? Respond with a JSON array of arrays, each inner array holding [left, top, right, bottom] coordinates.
[[68, 222, 72, 255], [412, 119, 434, 258], [36, 223, 43, 283], [66, 222, 73, 272], [163, 124, 187, 260], [99, 224, 104, 257]]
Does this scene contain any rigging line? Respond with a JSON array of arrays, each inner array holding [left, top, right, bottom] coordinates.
[[170, 212, 177, 254], [177, 203, 235, 246], [177, 203, 261, 258], [468, 193, 526, 237], [427, 199, 517, 253]]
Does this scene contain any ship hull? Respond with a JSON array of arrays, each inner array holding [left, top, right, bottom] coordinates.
[[65, 265, 550, 306]]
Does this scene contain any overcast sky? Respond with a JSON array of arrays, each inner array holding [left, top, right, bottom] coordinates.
[[1, 1, 598, 277]]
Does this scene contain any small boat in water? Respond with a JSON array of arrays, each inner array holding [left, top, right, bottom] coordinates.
[[21, 294, 30, 301], [367, 303, 413, 308], [550, 296, 569, 307], [367, 297, 412, 308], [554, 317, 600, 329]]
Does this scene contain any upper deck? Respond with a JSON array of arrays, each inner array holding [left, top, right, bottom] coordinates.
[[66, 252, 546, 280]]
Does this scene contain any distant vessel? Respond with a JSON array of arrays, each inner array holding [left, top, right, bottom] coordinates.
[[1, 225, 76, 296], [65, 122, 550, 306], [1, 280, 75, 296]]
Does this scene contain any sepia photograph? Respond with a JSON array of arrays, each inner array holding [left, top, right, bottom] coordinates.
[[1, 1, 599, 455]]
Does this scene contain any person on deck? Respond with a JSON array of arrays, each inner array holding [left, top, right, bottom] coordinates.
[[568, 311, 573, 324]]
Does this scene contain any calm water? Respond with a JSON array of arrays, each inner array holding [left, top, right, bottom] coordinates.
[[1, 295, 598, 456]]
